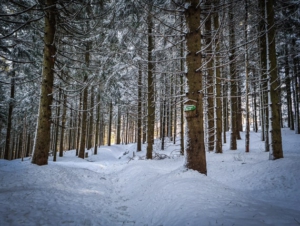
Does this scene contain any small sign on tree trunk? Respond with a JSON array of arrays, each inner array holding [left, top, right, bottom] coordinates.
[[184, 100, 197, 118], [184, 105, 196, 111]]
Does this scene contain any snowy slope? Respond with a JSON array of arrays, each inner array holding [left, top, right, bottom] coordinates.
[[0, 128, 299, 226]]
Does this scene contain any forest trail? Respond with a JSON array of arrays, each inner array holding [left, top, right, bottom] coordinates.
[[0, 130, 300, 225]]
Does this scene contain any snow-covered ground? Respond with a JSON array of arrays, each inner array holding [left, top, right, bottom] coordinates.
[[0, 128, 300, 226]]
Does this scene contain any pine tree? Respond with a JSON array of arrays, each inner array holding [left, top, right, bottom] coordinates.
[[32, 0, 57, 165], [184, 0, 207, 174]]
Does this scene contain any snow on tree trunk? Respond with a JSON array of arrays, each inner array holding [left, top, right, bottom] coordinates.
[[244, 0, 250, 153], [228, 0, 237, 150], [184, 0, 207, 175], [4, 68, 15, 160], [146, 8, 155, 160], [204, 2, 214, 152], [137, 64, 142, 151], [59, 90, 66, 157], [32, 0, 57, 165], [265, 0, 283, 160], [213, 0, 222, 154]]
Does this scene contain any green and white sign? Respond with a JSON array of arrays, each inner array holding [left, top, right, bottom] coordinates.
[[184, 105, 196, 112]]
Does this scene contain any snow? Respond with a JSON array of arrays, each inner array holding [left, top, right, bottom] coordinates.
[[1, 128, 300, 226]]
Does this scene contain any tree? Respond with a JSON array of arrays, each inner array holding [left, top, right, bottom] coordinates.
[[265, 0, 283, 159], [228, 0, 237, 151], [204, 1, 215, 152], [146, 5, 155, 160], [213, 0, 222, 154], [32, 0, 57, 165], [184, 0, 207, 174], [258, 0, 269, 151], [3, 66, 15, 160], [137, 64, 142, 152], [244, 0, 250, 152]]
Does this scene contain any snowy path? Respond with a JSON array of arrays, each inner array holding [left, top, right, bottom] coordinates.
[[0, 129, 300, 225]]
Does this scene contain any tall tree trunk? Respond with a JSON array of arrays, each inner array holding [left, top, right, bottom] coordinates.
[[259, 85, 265, 140], [252, 77, 258, 132], [76, 93, 82, 156], [222, 73, 227, 144], [266, 0, 283, 159], [100, 117, 105, 146], [259, 0, 269, 151], [180, 16, 184, 156], [180, 74, 184, 155], [146, 9, 155, 159], [213, 0, 222, 153], [205, 2, 214, 152], [107, 101, 113, 146], [173, 79, 177, 145], [285, 44, 293, 130], [68, 106, 73, 150], [11, 131, 16, 160], [88, 87, 94, 150], [32, 0, 57, 165], [229, 0, 237, 150], [17, 129, 23, 159], [25, 134, 31, 157], [125, 108, 129, 145], [244, 0, 250, 153], [184, 0, 207, 174], [236, 87, 242, 139], [4, 68, 15, 160], [79, 43, 91, 159], [161, 99, 166, 150], [142, 94, 147, 144], [59, 90, 66, 157], [137, 65, 142, 151], [94, 85, 101, 154], [116, 105, 121, 144], [53, 89, 61, 162], [79, 75, 88, 159], [292, 39, 300, 134]]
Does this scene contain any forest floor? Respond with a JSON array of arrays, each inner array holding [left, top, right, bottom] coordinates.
[[0, 128, 300, 226]]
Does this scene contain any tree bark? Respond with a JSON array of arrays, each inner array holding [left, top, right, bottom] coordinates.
[[259, 0, 269, 151], [87, 87, 94, 150], [79, 75, 88, 159], [222, 73, 227, 144], [137, 65, 142, 151], [213, 0, 222, 153], [292, 39, 300, 134], [94, 85, 101, 154], [76, 93, 82, 156], [229, 0, 237, 150], [32, 0, 57, 165], [68, 106, 73, 150], [284, 44, 293, 130], [116, 105, 121, 144], [266, 0, 283, 159], [107, 100, 113, 146], [244, 0, 250, 153], [252, 78, 258, 132], [184, 0, 207, 174], [205, 2, 214, 152], [4, 68, 15, 160], [180, 15, 185, 156], [146, 9, 155, 159], [53, 89, 61, 162], [59, 90, 66, 157]]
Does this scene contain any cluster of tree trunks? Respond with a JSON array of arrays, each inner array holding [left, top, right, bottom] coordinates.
[[2, 0, 300, 176]]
